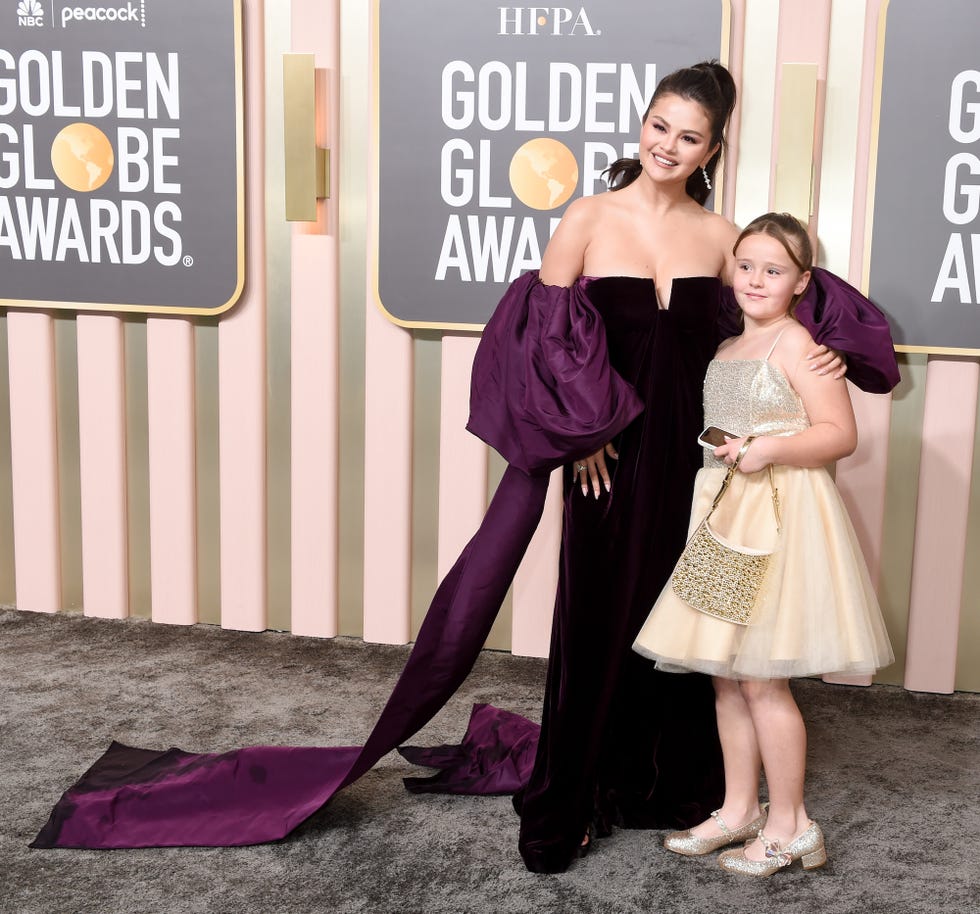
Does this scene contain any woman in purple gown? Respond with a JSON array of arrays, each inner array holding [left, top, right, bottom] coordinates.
[[508, 61, 742, 872]]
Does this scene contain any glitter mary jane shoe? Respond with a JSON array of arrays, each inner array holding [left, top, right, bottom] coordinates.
[[718, 821, 827, 876], [663, 805, 769, 856]]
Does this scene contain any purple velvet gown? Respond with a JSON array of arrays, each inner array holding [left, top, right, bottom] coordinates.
[[511, 275, 725, 871], [31, 268, 898, 867]]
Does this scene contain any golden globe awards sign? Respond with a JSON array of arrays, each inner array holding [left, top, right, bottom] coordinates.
[[867, 0, 980, 353], [374, 1, 727, 327], [0, 0, 243, 315]]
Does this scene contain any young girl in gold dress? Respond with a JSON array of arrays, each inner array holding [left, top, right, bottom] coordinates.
[[633, 213, 894, 877]]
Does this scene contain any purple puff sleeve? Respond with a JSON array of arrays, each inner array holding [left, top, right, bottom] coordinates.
[[467, 271, 644, 475], [720, 267, 900, 393]]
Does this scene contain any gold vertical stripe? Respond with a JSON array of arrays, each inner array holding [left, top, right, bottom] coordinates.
[[265, 1, 293, 632], [195, 321, 221, 625], [773, 63, 818, 221], [410, 331, 441, 637], [875, 353, 927, 685], [485, 450, 514, 651], [124, 320, 152, 618], [337, 0, 369, 637], [0, 316, 16, 604], [54, 317, 83, 611]]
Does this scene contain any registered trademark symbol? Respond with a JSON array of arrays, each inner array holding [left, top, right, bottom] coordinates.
[[183, 255, 194, 267]]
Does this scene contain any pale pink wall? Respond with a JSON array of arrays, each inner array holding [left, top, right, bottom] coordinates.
[[219, 0, 269, 632], [7, 313, 61, 613], [76, 316, 129, 619], [289, 0, 341, 638]]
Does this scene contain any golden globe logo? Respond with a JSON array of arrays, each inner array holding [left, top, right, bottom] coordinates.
[[0, 49, 183, 266], [509, 138, 578, 209], [50, 123, 114, 191]]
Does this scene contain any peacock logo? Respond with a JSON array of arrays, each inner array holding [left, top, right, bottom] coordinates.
[[16, 0, 45, 27]]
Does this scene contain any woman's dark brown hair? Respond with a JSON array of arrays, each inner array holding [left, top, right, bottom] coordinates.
[[604, 60, 737, 205]]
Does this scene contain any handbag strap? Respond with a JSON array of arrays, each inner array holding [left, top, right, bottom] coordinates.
[[706, 436, 782, 532]]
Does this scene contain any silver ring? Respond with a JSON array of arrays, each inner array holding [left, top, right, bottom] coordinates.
[[575, 463, 587, 473]]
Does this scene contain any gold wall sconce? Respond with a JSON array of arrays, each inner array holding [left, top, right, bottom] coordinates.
[[774, 62, 819, 222], [283, 53, 329, 222]]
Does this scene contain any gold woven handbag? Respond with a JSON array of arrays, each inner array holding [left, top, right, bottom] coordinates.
[[670, 437, 781, 625]]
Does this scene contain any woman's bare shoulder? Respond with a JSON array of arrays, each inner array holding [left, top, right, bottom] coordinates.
[[563, 193, 609, 219], [698, 209, 740, 247]]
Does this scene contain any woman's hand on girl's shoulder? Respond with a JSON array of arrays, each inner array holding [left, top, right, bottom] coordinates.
[[777, 323, 849, 392]]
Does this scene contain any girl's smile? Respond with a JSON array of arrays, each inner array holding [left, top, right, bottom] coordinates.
[[733, 233, 811, 327]]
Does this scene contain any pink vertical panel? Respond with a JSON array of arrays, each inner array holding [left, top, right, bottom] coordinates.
[[720, 0, 745, 220], [291, 236, 339, 637], [289, 0, 340, 638], [6, 312, 61, 613], [146, 319, 198, 625], [362, 301, 413, 644], [219, 0, 268, 632], [512, 470, 562, 658], [76, 315, 129, 619], [905, 359, 979, 694], [436, 335, 487, 580], [827, 388, 892, 687]]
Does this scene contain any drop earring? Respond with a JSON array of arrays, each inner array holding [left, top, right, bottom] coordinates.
[[701, 166, 712, 192]]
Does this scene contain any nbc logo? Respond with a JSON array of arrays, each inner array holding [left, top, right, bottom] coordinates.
[[17, 0, 44, 26]]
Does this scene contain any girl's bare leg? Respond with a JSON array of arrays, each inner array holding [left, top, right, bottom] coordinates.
[[739, 678, 810, 860], [689, 676, 764, 837]]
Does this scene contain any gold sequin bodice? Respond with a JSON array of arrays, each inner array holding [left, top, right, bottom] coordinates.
[[702, 359, 810, 468]]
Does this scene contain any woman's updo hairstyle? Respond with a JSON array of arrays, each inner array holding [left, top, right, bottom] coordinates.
[[604, 60, 736, 205]]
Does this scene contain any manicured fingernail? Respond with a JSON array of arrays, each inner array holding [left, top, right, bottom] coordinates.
[[604, 480, 610, 493]]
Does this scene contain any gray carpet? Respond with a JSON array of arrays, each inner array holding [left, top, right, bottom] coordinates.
[[1, 608, 977, 914]]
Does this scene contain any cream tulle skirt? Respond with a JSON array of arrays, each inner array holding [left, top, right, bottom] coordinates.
[[633, 465, 894, 680]]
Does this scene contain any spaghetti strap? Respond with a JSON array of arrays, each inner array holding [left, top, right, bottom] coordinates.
[[765, 328, 787, 361]]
